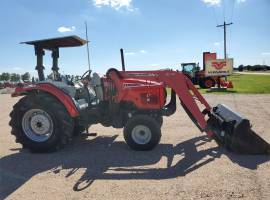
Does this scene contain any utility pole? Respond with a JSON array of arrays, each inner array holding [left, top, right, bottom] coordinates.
[[217, 21, 233, 59]]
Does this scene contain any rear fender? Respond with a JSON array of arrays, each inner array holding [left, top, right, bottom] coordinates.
[[11, 83, 79, 117]]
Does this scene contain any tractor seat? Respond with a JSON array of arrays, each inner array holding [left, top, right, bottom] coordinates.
[[90, 72, 103, 101]]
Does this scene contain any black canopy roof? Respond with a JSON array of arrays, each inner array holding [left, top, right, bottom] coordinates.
[[22, 35, 87, 50]]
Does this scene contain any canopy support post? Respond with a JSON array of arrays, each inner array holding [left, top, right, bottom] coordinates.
[[35, 46, 45, 81]]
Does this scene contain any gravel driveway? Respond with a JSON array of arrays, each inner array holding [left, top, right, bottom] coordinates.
[[1, 94, 270, 200]]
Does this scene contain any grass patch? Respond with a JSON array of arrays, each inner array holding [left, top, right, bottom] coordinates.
[[166, 74, 270, 94], [225, 74, 270, 94]]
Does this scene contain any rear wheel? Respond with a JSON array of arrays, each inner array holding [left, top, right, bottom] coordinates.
[[124, 115, 161, 151], [9, 93, 74, 152]]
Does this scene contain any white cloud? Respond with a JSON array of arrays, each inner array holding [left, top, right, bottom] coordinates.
[[93, 0, 133, 11], [261, 52, 270, 56], [214, 42, 220, 46], [57, 26, 76, 33], [125, 50, 147, 55], [125, 52, 135, 55], [201, 0, 221, 6], [202, 0, 245, 7], [140, 50, 147, 54]]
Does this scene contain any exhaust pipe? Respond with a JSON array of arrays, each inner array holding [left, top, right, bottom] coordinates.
[[120, 48, 126, 71], [207, 104, 270, 154]]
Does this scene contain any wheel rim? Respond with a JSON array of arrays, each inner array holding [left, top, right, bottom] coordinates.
[[205, 80, 213, 88], [131, 125, 152, 145], [22, 109, 54, 142]]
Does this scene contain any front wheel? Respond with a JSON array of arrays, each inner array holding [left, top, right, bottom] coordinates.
[[124, 115, 161, 151], [155, 115, 163, 127], [199, 78, 215, 89]]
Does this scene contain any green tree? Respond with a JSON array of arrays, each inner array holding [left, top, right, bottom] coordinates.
[[10, 73, 20, 82], [0, 72, 10, 81], [238, 65, 244, 72], [246, 65, 251, 71], [21, 72, 31, 82]]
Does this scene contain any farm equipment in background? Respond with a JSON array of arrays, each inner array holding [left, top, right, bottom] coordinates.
[[9, 35, 270, 155], [2, 82, 15, 88], [182, 52, 233, 89], [0, 81, 30, 89]]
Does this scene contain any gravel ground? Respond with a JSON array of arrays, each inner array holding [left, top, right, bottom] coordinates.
[[0, 88, 15, 94], [0, 94, 270, 200]]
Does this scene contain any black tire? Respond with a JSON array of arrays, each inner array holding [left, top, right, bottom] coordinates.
[[9, 93, 74, 152], [198, 81, 205, 88], [155, 115, 163, 127], [124, 115, 161, 151], [199, 78, 215, 89]]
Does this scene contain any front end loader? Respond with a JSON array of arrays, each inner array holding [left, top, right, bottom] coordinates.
[[9, 35, 270, 154]]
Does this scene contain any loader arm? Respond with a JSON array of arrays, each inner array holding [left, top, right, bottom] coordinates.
[[108, 69, 213, 136], [155, 71, 213, 136]]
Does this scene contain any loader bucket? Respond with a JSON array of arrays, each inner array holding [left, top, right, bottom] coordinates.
[[207, 104, 270, 154]]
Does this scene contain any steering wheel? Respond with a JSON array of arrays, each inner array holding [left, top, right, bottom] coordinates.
[[81, 70, 92, 81]]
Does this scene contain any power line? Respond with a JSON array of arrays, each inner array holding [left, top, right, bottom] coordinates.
[[212, 6, 219, 25], [223, 0, 226, 21], [230, 0, 236, 22]]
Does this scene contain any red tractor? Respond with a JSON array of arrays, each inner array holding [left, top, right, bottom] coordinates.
[[9, 36, 269, 154], [181, 52, 233, 89]]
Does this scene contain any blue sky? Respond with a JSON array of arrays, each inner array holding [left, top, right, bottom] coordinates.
[[0, 0, 269, 77]]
